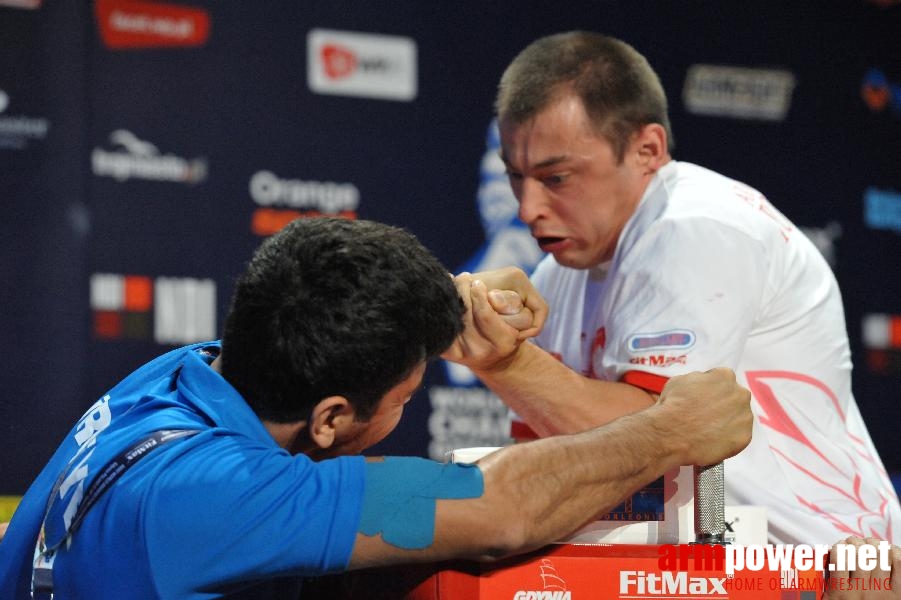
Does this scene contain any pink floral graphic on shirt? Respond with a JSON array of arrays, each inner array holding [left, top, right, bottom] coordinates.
[[747, 370, 894, 541]]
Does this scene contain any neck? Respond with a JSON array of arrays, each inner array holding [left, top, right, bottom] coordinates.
[[209, 355, 311, 454], [263, 419, 314, 454]]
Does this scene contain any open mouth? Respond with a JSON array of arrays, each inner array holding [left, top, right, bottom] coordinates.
[[537, 236, 565, 249]]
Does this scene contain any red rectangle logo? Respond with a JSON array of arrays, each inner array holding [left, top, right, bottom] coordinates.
[[95, 0, 210, 49]]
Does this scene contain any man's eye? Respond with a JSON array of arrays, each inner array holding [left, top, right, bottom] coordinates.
[[544, 174, 566, 186]]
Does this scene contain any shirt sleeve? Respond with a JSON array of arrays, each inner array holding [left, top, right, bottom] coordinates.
[[141, 437, 366, 596], [602, 216, 769, 381]]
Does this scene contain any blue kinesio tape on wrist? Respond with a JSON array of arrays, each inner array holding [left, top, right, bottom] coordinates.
[[359, 456, 484, 550]]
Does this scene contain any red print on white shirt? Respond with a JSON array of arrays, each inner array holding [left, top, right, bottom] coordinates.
[[747, 370, 893, 540]]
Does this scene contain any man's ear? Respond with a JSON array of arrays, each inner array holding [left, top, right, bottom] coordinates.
[[308, 395, 355, 449], [633, 123, 669, 173]]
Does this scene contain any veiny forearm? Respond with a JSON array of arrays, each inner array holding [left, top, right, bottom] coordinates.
[[347, 417, 668, 570], [433, 406, 681, 562], [474, 342, 655, 436], [348, 369, 750, 570]]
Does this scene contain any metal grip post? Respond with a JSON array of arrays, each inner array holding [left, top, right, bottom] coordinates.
[[693, 462, 725, 544]]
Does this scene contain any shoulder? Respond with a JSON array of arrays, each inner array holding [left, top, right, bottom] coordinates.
[[652, 161, 790, 244], [111, 342, 219, 394]]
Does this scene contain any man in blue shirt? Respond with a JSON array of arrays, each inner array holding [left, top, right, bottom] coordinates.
[[0, 216, 753, 598]]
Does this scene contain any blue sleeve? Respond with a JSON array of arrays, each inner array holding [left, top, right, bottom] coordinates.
[[0, 461, 63, 599], [0, 420, 93, 599], [141, 439, 366, 596]]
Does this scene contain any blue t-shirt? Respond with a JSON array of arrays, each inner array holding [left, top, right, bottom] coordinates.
[[0, 343, 366, 598]]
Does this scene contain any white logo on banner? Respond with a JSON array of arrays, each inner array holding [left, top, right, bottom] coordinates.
[[92, 129, 208, 184], [0, 88, 50, 149], [154, 277, 216, 345], [307, 28, 417, 101], [90, 273, 216, 344], [620, 570, 727, 596], [249, 170, 359, 213], [682, 64, 796, 121], [90, 273, 127, 311], [863, 313, 896, 350]]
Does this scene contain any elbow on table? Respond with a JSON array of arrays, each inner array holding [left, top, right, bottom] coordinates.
[[463, 513, 537, 563]]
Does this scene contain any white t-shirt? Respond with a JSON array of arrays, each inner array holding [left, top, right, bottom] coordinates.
[[530, 160, 901, 545]]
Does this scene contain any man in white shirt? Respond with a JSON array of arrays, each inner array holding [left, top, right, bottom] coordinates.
[[444, 30, 901, 546]]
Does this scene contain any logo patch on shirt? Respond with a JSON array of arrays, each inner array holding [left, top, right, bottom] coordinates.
[[627, 329, 696, 352]]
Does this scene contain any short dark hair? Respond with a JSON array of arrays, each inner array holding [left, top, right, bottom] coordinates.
[[220, 217, 464, 423], [495, 31, 674, 161]]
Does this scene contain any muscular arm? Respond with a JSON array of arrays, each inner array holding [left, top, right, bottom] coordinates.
[[480, 341, 656, 436], [443, 271, 654, 436], [347, 369, 751, 570]]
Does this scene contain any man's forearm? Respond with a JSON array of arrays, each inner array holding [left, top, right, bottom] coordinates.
[[441, 369, 750, 561], [469, 406, 678, 555], [475, 342, 655, 436], [348, 369, 751, 570], [349, 413, 672, 569]]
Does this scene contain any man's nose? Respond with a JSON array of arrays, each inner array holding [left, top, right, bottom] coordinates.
[[517, 179, 546, 225]]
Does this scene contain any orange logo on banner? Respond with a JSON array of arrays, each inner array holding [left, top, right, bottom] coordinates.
[[251, 208, 357, 236], [95, 0, 210, 49], [123, 275, 153, 311], [862, 84, 891, 111]]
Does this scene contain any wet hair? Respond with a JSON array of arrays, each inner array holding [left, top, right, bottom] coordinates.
[[495, 31, 674, 161], [220, 217, 464, 423]]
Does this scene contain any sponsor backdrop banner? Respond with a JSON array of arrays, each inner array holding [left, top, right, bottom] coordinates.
[[2, 1, 900, 496]]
